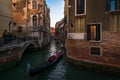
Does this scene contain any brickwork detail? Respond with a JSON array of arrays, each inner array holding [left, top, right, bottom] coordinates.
[[66, 32, 120, 67]]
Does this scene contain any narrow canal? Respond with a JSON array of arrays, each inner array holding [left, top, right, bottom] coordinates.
[[0, 41, 120, 80]]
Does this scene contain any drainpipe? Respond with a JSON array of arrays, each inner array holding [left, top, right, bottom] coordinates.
[[26, 0, 29, 36], [66, 0, 69, 26], [66, 0, 71, 32]]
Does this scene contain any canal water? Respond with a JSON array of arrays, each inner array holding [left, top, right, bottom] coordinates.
[[0, 41, 120, 80]]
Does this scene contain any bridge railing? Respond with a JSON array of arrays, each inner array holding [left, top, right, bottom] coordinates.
[[0, 37, 38, 48]]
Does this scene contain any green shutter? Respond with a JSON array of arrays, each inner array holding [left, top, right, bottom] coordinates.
[[96, 24, 101, 41], [87, 24, 91, 41]]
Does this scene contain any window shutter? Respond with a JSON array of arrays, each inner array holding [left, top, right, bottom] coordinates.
[[106, 0, 110, 11], [96, 24, 100, 41], [87, 24, 91, 40], [76, 0, 80, 14], [119, 0, 120, 9], [80, 0, 85, 14], [115, 0, 117, 9], [76, 0, 85, 14]]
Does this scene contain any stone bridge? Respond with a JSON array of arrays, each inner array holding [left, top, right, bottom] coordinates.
[[0, 38, 39, 71], [14, 40, 38, 59]]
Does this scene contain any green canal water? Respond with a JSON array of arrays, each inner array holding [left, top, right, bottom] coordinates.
[[0, 41, 120, 80]]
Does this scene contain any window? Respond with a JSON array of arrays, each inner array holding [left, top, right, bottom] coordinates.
[[33, 15, 37, 27], [18, 26, 22, 32], [39, 0, 42, 2], [87, 23, 101, 41], [16, 2, 22, 9], [38, 3, 42, 10], [38, 4, 40, 10], [110, 0, 116, 11], [107, 0, 120, 11], [90, 47, 101, 56], [75, 0, 86, 16], [32, 1, 37, 9]]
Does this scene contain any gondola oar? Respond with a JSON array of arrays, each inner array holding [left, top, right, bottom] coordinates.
[[26, 63, 31, 79]]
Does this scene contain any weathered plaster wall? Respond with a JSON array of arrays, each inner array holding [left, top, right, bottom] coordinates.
[[0, 0, 12, 37]]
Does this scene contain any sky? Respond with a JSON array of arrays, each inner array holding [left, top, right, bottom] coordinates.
[[46, 0, 64, 27]]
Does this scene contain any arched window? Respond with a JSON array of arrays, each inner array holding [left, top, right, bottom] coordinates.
[[33, 15, 37, 27]]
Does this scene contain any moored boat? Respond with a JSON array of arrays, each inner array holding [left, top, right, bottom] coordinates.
[[27, 51, 63, 77]]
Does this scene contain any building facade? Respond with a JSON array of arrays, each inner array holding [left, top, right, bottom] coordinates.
[[12, 0, 50, 47], [0, 0, 12, 37], [50, 27, 55, 41], [42, 2, 50, 46], [64, 0, 120, 73], [55, 18, 65, 43], [29, 0, 45, 47]]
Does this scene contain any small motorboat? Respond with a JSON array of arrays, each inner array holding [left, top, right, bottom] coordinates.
[[27, 51, 63, 77]]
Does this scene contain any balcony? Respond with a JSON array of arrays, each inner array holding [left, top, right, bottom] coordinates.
[[30, 26, 44, 32], [30, 27, 39, 32]]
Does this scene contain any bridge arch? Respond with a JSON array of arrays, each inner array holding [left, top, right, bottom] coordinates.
[[20, 41, 38, 58]]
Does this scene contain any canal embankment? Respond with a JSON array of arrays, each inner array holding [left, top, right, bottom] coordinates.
[[1, 41, 120, 80], [66, 45, 120, 76], [0, 41, 50, 73], [0, 47, 21, 73]]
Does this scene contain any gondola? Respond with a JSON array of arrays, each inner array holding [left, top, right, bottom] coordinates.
[[27, 51, 63, 77]]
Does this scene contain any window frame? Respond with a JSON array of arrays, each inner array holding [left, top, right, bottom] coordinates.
[[110, 0, 117, 11], [86, 22, 102, 42], [32, 15, 37, 27], [32, 1, 37, 9], [89, 46, 102, 56], [107, 0, 120, 12], [75, 0, 86, 16]]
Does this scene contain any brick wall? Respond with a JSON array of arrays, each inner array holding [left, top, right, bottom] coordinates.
[[66, 32, 120, 67]]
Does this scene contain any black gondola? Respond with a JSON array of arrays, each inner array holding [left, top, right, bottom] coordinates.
[[27, 51, 63, 77]]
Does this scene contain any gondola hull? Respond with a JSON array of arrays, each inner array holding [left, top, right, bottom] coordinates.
[[28, 51, 62, 77]]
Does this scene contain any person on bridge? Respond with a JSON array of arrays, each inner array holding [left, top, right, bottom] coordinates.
[[2, 29, 9, 44]]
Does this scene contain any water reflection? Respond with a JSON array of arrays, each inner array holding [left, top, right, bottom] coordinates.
[[0, 41, 120, 80]]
